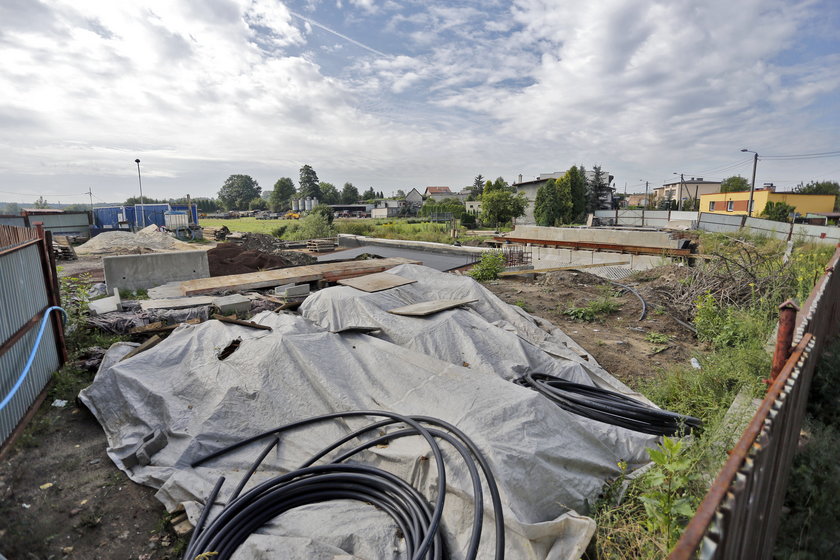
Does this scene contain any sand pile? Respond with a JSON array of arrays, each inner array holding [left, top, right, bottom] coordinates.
[[77, 226, 197, 255]]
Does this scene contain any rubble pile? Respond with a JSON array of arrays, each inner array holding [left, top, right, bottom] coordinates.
[[237, 233, 317, 266], [208, 243, 299, 276]]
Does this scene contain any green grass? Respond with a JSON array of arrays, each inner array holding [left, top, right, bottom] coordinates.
[[562, 296, 622, 322], [200, 217, 297, 234]]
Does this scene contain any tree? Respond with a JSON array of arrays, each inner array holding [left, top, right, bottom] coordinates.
[[298, 164, 320, 199], [795, 181, 840, 210], [249, 197, 268, 211], [34, 196, 50, 209], [341, 182, 360, 204], [480, 190, 528, 227], [568, 165, 587, 222], [319, 182, 340, 205], [419, 198, 466, 219], [534, 179, 562, 226], [586, 165, 611, 212], [311, 203, 335, 225], [395, 189, 406, 199], [125, 196, 168, 205], [556, 174, 574, 224], [472, 174, 484, 197], [2, 202, 21, 214], [361, 187, 377, 201], [484, 176, 511, 194], [720, 175, 750, 193], [761, 201, 796, 222], [218, 175, 261, 210], [270, 177, 296, 212], [63, 204, 89, 212]]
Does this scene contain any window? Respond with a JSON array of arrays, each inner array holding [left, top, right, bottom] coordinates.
[[709, 201, 716, 211], [727, 200, 734, 212]]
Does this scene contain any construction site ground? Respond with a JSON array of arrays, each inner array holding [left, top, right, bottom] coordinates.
[[0, 256, 697, 559]]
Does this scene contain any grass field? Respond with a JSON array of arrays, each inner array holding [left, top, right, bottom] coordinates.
[[200, 217, 467, 243]]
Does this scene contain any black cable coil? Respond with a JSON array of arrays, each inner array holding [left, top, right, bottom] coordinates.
[[516, 373, 702, 436], [184, 410, 505, 560]]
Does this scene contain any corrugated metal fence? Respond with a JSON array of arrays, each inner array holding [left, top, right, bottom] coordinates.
[[0, 224, 66, 449], [671, 244, 840, 559]]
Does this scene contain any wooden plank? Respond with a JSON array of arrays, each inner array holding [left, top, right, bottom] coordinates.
[[211, 314, 273, 330], [337, 272, 417, 293], [180, 257, 420, 295], [120, 335, 163, 362], [498, 261, 630, 277], [388, 298, 478, 317]]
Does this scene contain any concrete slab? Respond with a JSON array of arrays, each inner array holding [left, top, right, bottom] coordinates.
[[140, 296, 217, 311], [89, 291, 122, 316], [104, 251, 209, 295], [273, 283, 296, 295], [147, 282, 187, 299], [509, 225, 683, 249], [284, 284, 310, 297], [213, 294, 251, 314]]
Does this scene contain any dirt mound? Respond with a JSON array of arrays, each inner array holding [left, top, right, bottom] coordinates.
[[208, 243, 306, 276], [76, 227, 195, 255], [236, 233, 317, 266]]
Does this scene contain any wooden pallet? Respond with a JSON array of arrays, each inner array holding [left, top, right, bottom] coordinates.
[[306, 238, 338, 252], [52, 236, 77, 260]]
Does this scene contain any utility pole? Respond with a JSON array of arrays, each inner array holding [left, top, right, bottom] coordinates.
[[86, 187, 93, 212], [135, 158, 145, 228], [741, 149, 759, 217]]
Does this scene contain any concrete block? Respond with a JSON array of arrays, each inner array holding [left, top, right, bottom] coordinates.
[[104, 251, 210, 295], [284, 284, 310, 297], [214, 294, 251, 315], [89, 291, 122, 316], [273, 283, 296, 295]]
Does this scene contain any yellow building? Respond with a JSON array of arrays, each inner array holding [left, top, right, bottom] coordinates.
[[700, 190, 836, 217]]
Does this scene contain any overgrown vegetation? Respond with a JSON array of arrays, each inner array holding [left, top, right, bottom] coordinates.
[[774, 338, 840, 558], [467, 251, 506, 281], [587, 232, 835, 558], [562, 296, 622, 322]]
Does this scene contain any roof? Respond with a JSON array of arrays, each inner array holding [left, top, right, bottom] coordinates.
[[424, 186, 452, 194], [23, 208, 65, 213], [660, 180, 721, 187]]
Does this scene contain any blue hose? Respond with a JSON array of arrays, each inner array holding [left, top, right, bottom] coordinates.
[[0, 306, 67, 412]]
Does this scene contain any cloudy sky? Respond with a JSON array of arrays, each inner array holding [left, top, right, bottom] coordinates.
[[1, 0, 839, 204]]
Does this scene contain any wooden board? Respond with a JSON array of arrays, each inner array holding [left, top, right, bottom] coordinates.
[[180, 257, 421, 295], [388, 298, 478, 317], [337, 272, 417, 293]]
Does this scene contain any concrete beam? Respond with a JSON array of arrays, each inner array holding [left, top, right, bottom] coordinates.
[[104, 251, 210, 295]]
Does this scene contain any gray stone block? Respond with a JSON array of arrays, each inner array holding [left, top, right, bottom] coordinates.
[[89, 291, 122, 316], [213, 294, 251, 315], [284, 284, 310, 297]]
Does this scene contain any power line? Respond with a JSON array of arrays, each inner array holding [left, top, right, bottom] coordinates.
[[761, 150, 840, 160]]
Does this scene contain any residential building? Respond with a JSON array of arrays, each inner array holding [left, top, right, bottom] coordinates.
[[423, 186, 454, 201], [653, 178, 721, 209], [465, 200, 482, 215], [371, 207, 400, 218], [700, 189, 836, 217], [404, 188, 423, 206]]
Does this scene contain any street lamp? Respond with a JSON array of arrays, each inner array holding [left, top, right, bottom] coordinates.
[[740, 149, 759, 217], [672, 172, 685, 211], [135, 158, 145, 228]]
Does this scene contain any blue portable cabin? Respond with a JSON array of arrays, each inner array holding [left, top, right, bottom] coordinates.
[[93, 203, 199, 231], [93, 206, 131, 230]]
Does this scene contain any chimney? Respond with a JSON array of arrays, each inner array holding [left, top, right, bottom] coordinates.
[[518, 174, 523, 183]]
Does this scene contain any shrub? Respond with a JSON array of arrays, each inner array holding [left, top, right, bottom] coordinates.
[[467, 251, 506, 281], [562, 296, 622, 322]]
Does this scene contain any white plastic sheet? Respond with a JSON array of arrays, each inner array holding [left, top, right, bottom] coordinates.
[[80, 266, 659, 559]]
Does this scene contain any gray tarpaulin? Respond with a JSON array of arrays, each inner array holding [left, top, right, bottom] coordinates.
[[79, 265, 659, 559]]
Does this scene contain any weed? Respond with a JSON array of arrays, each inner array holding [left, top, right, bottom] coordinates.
[[645, 332, 670, 344], [467, 252, 506, 281], [118, 288, 149, 300], [562, 296, 622, 322], [513, 299, 532, 313], [639, 437, 697, 551]]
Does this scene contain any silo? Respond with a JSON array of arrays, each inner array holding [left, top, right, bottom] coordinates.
[[292, 198, 300, 212]]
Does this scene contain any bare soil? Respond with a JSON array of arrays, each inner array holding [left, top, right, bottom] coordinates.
[[482, 269, 700, 385], [2, 262, 696, 558]]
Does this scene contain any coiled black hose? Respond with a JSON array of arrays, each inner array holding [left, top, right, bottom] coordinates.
[[184, 410, 504, 560], [516, 373, 701, 436]]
